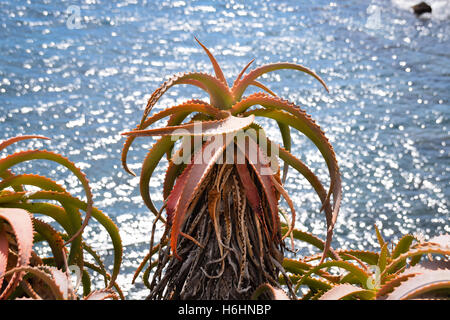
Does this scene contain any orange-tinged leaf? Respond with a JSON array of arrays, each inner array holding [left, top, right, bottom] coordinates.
[[123, 115, 255, 137], [233, 58, 255, 87], [381, 244, 450, 279], [238, 99, 341, 262], [376, 273, 418, 299], [140, 72, 233, 125], [235, 163, 264, 219], [270, 175, 295, 243], [49, 267, 74, 300], [121, 103, 196, 176], [0, 229, 8, 290], [427, 234, 450, 249], [385, 270, 450, 300], [232, 62, 328, 101], [0, 208, 34, 299], [194, 37, 227, 86], [252, 283, 290, 300], [170, 135, 233, 260], [235, 136, 280, 240], [166, 162, 193, 224], [138, 136, 179, 215], [250, 81, 277, 97], [1, 266, 66, 300], [0, 135, 50, 152]]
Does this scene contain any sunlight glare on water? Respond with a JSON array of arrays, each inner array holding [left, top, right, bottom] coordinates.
[[0, 0, 448, 298]]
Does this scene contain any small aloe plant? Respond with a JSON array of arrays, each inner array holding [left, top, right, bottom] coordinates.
[[0, 136, 123, 299], [122, 39, 341, 299], [280, 225, 450, 300]]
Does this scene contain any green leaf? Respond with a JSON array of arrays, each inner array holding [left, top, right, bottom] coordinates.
[[0, 150, 93, 245], [139, 136, 179, 216], [0, 174, 66, 192], [276, 121, 291, 183], [19, 191, 122, 288], [32, 218, 66, 270], [378, 243, 389, 276], [392, 234, 416, 259], [295, 260, 370, 291], [338, 250, 379, 266], [140, 72, 233, 125]]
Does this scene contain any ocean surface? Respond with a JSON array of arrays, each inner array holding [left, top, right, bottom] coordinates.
[[0, 0, 448, 299]]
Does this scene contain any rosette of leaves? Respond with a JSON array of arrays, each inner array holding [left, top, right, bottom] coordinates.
[[279, 225, 450, 300], [121, 39, 341, 299], [0, 136, 123, 299]]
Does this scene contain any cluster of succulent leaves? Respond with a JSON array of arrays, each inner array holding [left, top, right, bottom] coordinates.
[[122, 39, 449, 300], [276, 224, 450, 300], [1, 39, 448, 300], [0, 136, 123, 300], [120, 38, 342, 298]]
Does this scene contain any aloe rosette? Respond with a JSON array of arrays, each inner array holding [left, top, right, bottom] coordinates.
[[0, 136, 122, 299], [280, 224, 450, 300], [121, 39, 341, 299]]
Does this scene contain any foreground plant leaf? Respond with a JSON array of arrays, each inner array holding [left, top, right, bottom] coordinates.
[[0, 208, 34, 299], [123, 115, 255, 137], [319, 283, 375, 300], [0, 136, 50, 152], [0, 135, 123, 299], [0, 149, 93, 245], [139, 72, 233, 126], [384, 270, 450, 300], [251, 283, 290, 300], [284, 223, 449, 300]]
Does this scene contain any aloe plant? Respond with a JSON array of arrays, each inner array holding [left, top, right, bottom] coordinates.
[[280, 224, 450, 300], [0, 136, 123, 299], [122, 39, 341, 299]]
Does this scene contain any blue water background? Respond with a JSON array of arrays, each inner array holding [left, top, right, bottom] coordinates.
[[0, 0, 448, 298]]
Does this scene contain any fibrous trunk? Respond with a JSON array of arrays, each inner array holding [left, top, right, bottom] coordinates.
[[147, 163, 285, 300]]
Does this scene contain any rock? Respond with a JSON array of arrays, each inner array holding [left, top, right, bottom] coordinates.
[[412, 2, 432, 16]]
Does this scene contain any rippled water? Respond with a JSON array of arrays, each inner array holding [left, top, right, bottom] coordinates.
[[0, 0, 448, 299]]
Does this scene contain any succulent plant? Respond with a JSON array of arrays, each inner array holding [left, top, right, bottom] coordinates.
[[281, 224, 450, 300], [122, 38, 341, 299], [0, 136, 122, 299]]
